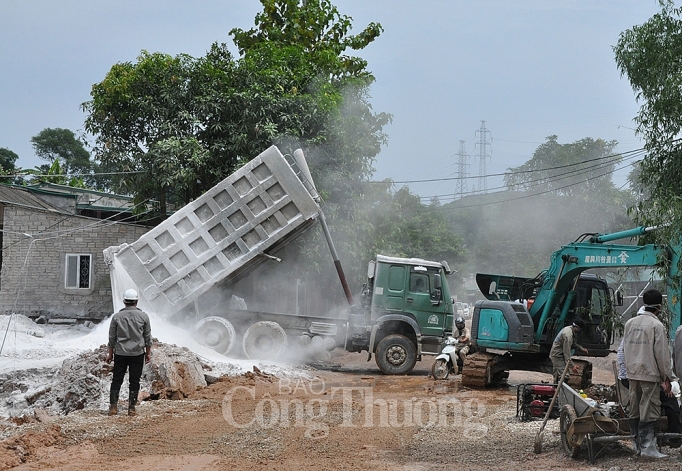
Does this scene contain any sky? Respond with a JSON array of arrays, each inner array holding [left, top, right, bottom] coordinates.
[[0, 1, 663, 202]]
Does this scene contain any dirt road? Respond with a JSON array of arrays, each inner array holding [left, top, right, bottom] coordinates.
[[1, 353, 680, 470]]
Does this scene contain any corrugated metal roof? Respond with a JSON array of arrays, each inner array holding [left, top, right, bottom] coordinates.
[[0, 185, 64, 212]]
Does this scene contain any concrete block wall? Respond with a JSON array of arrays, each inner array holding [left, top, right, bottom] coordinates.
[[0, 205, 149, 320]]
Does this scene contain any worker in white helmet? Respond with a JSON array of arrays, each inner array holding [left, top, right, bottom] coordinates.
[[105, 288, 152, 417]]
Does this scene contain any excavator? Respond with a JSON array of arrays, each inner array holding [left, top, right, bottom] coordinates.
[[462, 225, 681, 388]]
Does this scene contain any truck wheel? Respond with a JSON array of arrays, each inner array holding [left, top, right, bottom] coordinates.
[[242, 321, 288, 360], [375, 334, 417, 375], [192, 316, 236, 355]]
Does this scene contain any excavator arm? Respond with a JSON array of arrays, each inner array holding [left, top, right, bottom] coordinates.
[[530, 225, 680, 343]]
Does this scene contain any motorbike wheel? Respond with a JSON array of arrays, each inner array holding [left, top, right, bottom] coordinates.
[[431, 358, 450, 380]]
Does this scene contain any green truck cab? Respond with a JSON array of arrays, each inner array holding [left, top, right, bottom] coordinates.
[[346, 254, 455, 375]]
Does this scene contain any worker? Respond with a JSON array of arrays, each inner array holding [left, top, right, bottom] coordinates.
[[549, 318, 588, 384], [623, 289, 672, 459], [618, 335, 681, 449], [454, 317, 470, 374], [106, 288, 152, 417]]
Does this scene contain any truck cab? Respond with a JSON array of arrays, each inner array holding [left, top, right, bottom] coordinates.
[[348, 254, 454, 374]]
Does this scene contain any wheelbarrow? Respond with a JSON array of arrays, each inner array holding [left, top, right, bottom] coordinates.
[[556, 382, 669, 463]]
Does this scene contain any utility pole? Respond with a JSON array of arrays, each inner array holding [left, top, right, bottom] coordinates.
[[475, 121, 492, 194], [455, 140, 469, 199]]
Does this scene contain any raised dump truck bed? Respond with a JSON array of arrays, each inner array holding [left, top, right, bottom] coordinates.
[[104, 146, 321, 319]]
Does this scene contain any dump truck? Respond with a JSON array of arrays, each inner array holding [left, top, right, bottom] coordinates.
[[104, 145, 456, 374]]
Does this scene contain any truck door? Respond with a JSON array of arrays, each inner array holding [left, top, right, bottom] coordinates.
[[408, 269, 445, 337]]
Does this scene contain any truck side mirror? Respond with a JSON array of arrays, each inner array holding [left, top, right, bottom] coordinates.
[[367, 260, 375, 280]]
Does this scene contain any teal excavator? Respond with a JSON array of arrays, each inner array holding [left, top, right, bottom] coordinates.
[[463, 226, 681, 388]]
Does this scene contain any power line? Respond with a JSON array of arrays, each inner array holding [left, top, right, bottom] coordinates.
[[0, 170, 145, 179], [426, 159, 637, 205], [433, 160, 638, 211], [376, 146, 645, 185], [420, 150, 641, 202]]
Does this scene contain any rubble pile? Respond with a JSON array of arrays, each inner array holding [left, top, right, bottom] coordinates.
[[0, 314, 45, 339], [2, 342, 213, 418], [0, 313, 298, 421], [143, 343, 208, 400]]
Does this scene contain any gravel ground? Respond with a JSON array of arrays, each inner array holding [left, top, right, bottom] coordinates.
[[2, 354, 682, 470]]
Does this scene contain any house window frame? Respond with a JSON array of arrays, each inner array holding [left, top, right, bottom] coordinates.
[[65, 253, 93, 290]]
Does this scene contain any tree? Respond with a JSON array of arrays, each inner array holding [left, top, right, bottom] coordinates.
[[31, 128, 92, 175], [503, 135, 620, 198], [0, 147, 23, 185], [230, 0, 382, 82], [0, 147, 18, 173], [83, 0, 389, 219], [27, 159, 86, 188], [613, 2, 682, 246], [443, 135, 635, 279]]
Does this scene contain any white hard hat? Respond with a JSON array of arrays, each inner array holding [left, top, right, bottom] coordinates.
[[123, 288, 139, 302]]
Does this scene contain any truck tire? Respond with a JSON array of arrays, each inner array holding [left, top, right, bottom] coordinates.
[[192, 316, 236, 355], [242, 321, 288, 360], [375, 334, 417, 375]]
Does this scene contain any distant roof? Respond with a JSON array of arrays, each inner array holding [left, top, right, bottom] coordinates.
[[25, 182, 132, 199], [0, 185, 64, 212]]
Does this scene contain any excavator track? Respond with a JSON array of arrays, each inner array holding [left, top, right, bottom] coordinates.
[[461, 352, 507, 388], [461, 353, 592, 389]]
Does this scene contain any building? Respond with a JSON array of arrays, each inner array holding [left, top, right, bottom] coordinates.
[[0, 185, 149, 321]]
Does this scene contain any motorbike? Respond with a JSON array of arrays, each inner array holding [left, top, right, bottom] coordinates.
[[431, 336, 463, 380]]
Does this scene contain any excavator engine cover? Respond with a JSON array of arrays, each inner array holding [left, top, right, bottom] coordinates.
[[471, 300, 534, 350]]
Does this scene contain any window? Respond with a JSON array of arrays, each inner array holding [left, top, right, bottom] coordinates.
[[388, 266, 405, 291], [410, 273, 429, 294], [66, 254, 92, 289]]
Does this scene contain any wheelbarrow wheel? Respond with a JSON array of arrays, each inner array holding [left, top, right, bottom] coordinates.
[[560, 404, 581, 458]]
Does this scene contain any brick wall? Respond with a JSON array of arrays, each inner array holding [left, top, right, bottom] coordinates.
[[0, 205, 149, 320]]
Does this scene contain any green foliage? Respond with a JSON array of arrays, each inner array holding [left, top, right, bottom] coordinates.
[[504, 135, 620, 198], [0, 147, 24, 185], [230, 0, 383, 81], [0, 147, 18, 172], [614, 3, 682, 250], [31, 128, 92, 174], [27, 160, 86, 187], [83, 1, 389, 220], [29, 128, 99, 188], [81, 0, 463, 301]]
